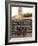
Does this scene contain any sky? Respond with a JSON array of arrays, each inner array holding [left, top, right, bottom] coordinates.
[[11, 7, 33, 16]]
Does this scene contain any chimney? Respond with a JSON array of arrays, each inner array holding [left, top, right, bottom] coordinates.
[[18, 7, 22, 15]]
